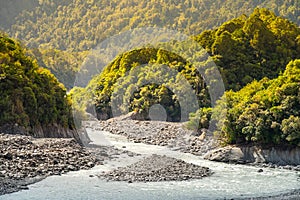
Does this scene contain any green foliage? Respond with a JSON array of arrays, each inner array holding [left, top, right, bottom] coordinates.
[[69, 86, 89, 126], [129, 84, 181, 121], [6, 0, 300, 52], [69, 9, 300, 146], [0, 32, 74, 131], [194, 8, 300, 91], [186, 107, 212, 131], [281, 116, 300, 146], [78, 47, 209, 121], [29, 48, 88, 89], [3, 2, 299, 91], [214, 60, 300, 147]]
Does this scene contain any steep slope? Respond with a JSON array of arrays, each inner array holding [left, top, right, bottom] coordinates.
[[7, 0, 300, 52], [4, 1, 299, 89], [195, 8, 300, 90], [74, 8, 300, 122], [214, 59, 300, 147], [0, 32, 80, 141], [72, 47, 209, 121], [29, 48, 88, 89]]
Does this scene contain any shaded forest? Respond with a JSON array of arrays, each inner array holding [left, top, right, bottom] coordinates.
[[0, 32, 74, 134]]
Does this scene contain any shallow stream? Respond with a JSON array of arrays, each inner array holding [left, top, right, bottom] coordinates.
[[2, 126, 300, 200]]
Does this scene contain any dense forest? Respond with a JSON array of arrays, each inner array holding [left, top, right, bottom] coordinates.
[[30, 48, 88, 89], [195, 8, 300, 90], [186, 12, 300, 148], [216, 59, 300, 147], [0, 32, 74, 135], [0, 1, 299, 147], [71, 47, 210, 121], [4, 0, 299, 52], [188, 59, 300, 147], [1, 0, 299, 89], [74, 9, 300, 136]]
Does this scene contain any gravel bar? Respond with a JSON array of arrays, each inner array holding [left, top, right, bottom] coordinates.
[[99, 154, 213, 183]]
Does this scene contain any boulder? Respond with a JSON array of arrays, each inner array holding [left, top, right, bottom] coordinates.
[[204, 146, 300, 166]]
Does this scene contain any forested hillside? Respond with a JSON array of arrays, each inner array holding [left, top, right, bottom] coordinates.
[[2, 0, 299, 89], [0, 32, 75, 137], [74, 9, 300, 125], [30, 48, 88, 89], [214, 60, 300, 147], [195, 8, 300, 90], [7, 0, 300, 52], [186, 9, 300, 147], [72, 47, 210, 121], [1, 2, 300, 195], [1, 1, 299, 147]]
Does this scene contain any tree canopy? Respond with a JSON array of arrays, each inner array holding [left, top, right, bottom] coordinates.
[[214, 60, 300, 147], [0, 32, 74, 133], [74, 8, 300, 133], [5, 0, 300, 52], [3, 2, 299, 90], [194, 8, 300, 90], [71, 47, 209, 121]]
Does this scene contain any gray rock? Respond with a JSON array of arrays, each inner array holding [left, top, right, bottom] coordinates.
[[98, 118, 218, 157], [204, 146, 300, 166], [0, 133, 100, 195], [99, 154, 213, 182]]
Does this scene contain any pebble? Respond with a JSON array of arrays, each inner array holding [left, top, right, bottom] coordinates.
[[98, 119, 218, 157], [100, 154, 213, 182], [0, 133, 133, 195]]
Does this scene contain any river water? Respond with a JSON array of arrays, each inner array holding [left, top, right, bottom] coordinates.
[[1, 128, 300, 200]]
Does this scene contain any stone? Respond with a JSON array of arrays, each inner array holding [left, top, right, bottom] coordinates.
[[100, 154, 213, 182], [68, 165, 76, 171], [3, 152, 13, 160], [0, 133, 101, 195], [204, 146, 300, 166], [18, 185, 29, 190]]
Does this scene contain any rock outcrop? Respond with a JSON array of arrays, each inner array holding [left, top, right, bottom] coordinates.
[[204, 146, 300, 166], [0, 123, 89, 145]]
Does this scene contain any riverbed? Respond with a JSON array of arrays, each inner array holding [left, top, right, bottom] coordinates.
[[1, 126, 300, 200]]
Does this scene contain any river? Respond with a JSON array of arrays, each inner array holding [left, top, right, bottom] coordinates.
[[1, 126, 300, 200]]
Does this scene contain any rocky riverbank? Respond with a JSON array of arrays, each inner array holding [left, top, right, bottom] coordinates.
[[204, 145, 300, 170], [99, 154, 212, 182], [97, 116, 300, 170], [241, 189, 300, 200], [0, 123, 83, 144], [0, 133, 137, 195], [98, 117, 218, 156]]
